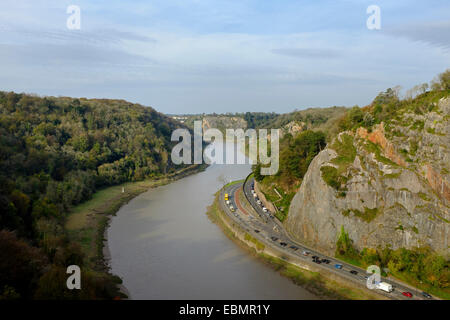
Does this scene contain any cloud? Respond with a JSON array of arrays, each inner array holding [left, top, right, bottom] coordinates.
[[0, 1, 449, 114], [0, 42, 156, 68], [0, 24, 156, 46], [385, 21, 450, 50], [272, 47, 341, 59]]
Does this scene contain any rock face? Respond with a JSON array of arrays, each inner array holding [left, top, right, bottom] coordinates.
[[285, 98, 450, 258], [279, 121, 305, 138], [202, 116, 247, 132]]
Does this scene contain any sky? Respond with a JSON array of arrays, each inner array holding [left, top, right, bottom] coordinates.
[[0, 0, 449, 114]]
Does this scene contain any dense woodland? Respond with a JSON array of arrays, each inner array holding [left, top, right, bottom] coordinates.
[[0, 93, 190, 299]]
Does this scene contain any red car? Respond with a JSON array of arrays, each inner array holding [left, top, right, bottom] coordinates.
[[402, 291, 413, 298]]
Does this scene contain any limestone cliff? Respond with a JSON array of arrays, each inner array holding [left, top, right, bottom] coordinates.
[[285, 97, 450, 258]]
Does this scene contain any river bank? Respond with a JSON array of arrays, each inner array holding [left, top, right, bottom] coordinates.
[[65, 164, 208, 298], [206, 190, 385, 300]]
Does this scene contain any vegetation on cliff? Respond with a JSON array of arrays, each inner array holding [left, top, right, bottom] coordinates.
[[285, 70, 449, 298], [336, 226, 449, 299], [252, 130, 326, 221]]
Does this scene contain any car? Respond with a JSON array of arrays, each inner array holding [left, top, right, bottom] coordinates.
[[312, 255, 319, 260], [254, 229, 260, 233], [256, 200, 262, 205], [402, 292, 413, 298], [321, 259, 330, 264], [302, 251, 310, 256], [313, 259, 322, 264], [289, 245, 298, 250], [280, 242, 287, 247], [271, 237, 278, 241], [421, 292, 432, 299], [262, 207, 268, 212], [334, 264, 343, 269], [350, 270, 358, 275]]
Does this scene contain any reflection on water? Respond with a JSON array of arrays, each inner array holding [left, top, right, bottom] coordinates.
[[107, 142, 318, 299]]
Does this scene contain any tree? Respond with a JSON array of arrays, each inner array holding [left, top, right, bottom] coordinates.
[[335, 226, 359, 259], [0, 230, 47, 299]]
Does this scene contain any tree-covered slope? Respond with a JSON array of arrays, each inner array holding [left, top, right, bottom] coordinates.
[[0, 92, 190, 299]]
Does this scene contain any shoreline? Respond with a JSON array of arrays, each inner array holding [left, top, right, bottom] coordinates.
[[66, 164, 208, 299]]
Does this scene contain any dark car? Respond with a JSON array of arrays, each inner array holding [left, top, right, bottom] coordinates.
[[350, 270, 358, 275], [289, 245, 298, 250], [280, 242, 287, 247], [254, 229, 260, 233], [421, 292, 432, 299], [312, 255, 319, 260], [321, 259, 330, 264], [271, 237, 278, 241], [313, 259, 322, 264]]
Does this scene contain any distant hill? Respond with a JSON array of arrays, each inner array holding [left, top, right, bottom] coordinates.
[[256, 106, 348, 141]]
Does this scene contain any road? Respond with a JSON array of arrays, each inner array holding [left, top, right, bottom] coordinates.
[[220, 177, 434, 300]]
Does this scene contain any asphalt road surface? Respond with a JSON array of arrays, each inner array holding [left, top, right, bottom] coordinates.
[[220, 177, 435, 300]]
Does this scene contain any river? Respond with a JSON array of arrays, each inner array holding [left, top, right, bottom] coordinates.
[[107, 142, 318, 299]]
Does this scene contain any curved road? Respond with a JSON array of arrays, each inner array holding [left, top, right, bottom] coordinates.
[[220, 177, 435, 300]]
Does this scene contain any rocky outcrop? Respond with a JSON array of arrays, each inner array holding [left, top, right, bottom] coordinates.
[[202, 116, 247, 132], [285, 98, 450, 258], [356, 124, 406, 167], [280, 121, 305, 138]]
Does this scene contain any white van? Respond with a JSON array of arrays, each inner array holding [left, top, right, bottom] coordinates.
[[376, 282, 393, 293]]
